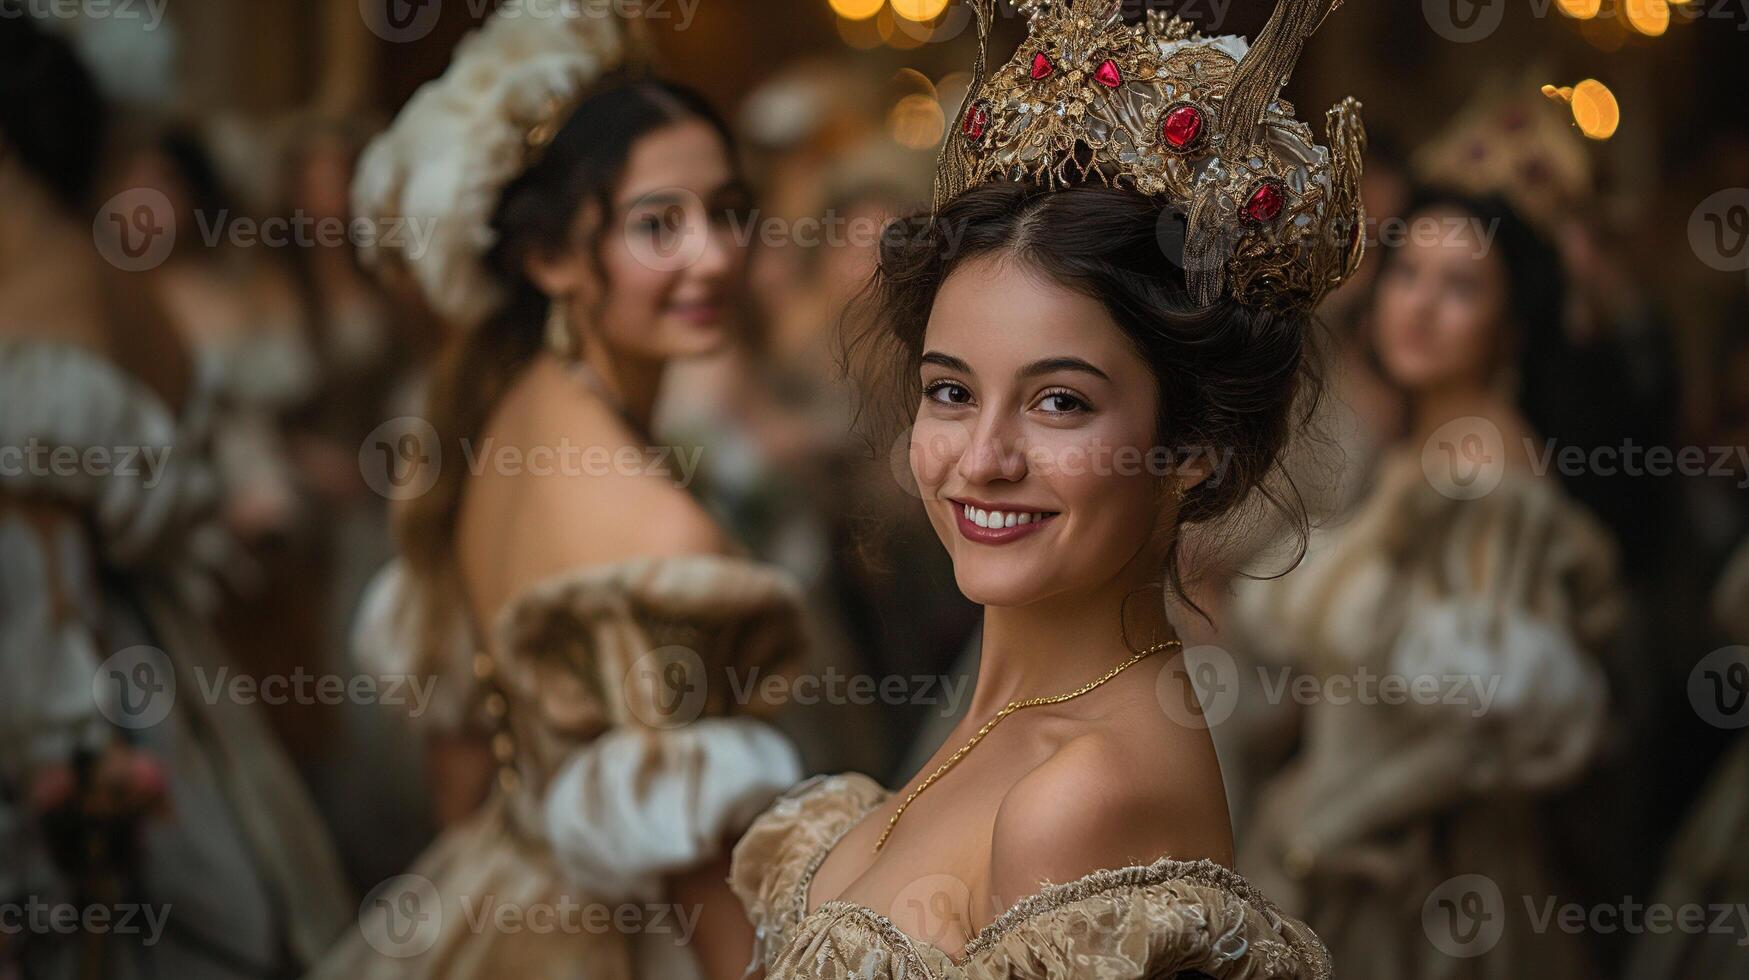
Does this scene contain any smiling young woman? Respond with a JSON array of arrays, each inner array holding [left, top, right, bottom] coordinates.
[[725, 0, 1364, 975]]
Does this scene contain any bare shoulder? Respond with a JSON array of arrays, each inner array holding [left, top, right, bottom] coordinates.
[[988, 707, 1234, 906], [515, 450, 729, 561], [460, 358, 730, 599]]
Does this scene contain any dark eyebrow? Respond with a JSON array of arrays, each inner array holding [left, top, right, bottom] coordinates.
[[920, 352, 1111, 382], [920, 351, 972, 374], [618, 178, 749, 212], [1019, 356, 1110, 382]]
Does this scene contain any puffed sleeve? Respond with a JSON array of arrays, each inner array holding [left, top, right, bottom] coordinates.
[[490, 554, 813, 901], [350, 559, 480, 734], [1238, 454, 1622, 793], [0, 339, 214, 769], [0, 339, 226, 587], [967, 859, 1332, 980], [542, 719, 800, 903], [727, 773, 887, 965], [1379, 464, 1622, 792]]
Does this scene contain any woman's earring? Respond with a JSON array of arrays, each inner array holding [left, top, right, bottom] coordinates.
[[545, 296, 576, 359]]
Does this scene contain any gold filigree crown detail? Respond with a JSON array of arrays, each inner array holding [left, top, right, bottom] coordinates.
[[935, 0, 1366, 313]]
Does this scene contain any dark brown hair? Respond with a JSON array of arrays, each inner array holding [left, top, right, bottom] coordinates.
[[848, 181, 1321, 611]]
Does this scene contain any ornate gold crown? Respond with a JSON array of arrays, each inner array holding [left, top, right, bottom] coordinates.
[[935, 0, 1366, 314]]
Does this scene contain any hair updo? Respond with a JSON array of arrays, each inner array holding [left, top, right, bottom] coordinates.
[[849, 181, 1323, 609]]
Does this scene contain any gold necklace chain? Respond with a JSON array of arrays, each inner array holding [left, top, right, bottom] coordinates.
[[872, 638, 1182, 853]]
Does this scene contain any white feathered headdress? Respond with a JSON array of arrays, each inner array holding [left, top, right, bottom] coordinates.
[[352, 0, 636, 329]]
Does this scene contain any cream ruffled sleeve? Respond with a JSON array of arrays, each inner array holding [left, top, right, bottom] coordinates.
[[1241, 454, 1622, 794], [1375, 459, 1622, 792], [491, 554, 809, 903], [0, 339, 220, 768], [349, 558, 480, 734]]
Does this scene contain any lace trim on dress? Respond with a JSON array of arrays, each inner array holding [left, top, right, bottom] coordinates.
[[783, 775, 1317, 971]]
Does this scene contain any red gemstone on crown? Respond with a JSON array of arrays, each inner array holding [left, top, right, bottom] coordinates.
[[1162, 104, 1204, 150], [963, 100, 991, 143], [1031, 52, 1054, 79], [1094, 59, 1122, 88], [1244, 180, 1286, 224]]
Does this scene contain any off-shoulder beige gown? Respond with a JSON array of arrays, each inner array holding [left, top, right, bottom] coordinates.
[[730, 773, 1332, 979]]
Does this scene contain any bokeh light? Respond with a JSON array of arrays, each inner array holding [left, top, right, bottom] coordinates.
[[888, 93, 946, 149], [828, 0, 885, 20], [891, 0, 951, 21], [1622, 0, 1671, 35], [1555, 0, 1601, 18], [1571, 78, 1621, 140], [834, 12, 884, 49], [877, 6, 926, 48]]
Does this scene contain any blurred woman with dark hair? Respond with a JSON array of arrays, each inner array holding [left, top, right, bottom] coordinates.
[[1231, 187, 1626, 979], [306, 5, 810, 979]]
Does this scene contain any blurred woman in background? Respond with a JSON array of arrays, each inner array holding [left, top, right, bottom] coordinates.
[[309, 5, 807, 978], [0, 13, 351, 980], [106, 124, 318, 547], [1232, 187, 1626, 979]]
